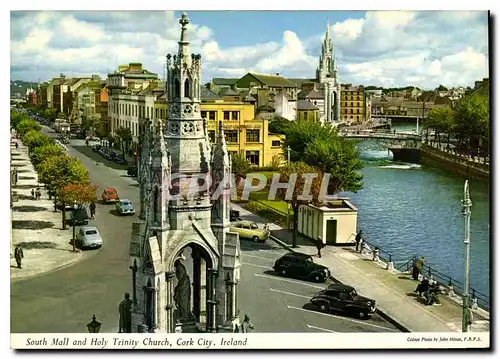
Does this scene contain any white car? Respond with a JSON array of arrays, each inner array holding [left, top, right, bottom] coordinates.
[[76, 226, 103, 249]]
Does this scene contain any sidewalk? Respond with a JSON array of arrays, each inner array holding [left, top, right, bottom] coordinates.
[[232, 203, 490, 333], [10, 140, 83, 281]]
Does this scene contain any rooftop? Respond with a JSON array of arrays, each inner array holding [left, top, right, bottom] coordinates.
[[296, 100, 319, 110], [245, 72, 296, 88]]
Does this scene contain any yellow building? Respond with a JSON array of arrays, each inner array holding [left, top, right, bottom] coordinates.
[[296, 100, 320, 122], [153, 87, 284, 167], [340, 84, 366, 123]]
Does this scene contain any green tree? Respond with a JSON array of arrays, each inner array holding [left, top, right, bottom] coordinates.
[[116, 126, 132, 157], [231, 153, 251, 178], [424, 107, 454, 146], [31, 143, 65, 169], [43, 108, 57, 121], [453, 94, 489, 157], [15, 118, 41, 138], [436, 85, 449, 91], [10, 110, 29, 129], [269, 115, 292, 135], [279, 161, 324, 248], [38, 155, 90, 229], [283, 121, 364, 194], [22, 130, 52, 154]]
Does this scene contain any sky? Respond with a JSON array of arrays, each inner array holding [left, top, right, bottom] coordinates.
[[10, 10, 489, 89]]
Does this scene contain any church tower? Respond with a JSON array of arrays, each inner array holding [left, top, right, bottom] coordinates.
[[316, 22, 341, 123], [128, 12, 241, 334]]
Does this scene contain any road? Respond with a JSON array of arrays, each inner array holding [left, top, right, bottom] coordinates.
[[11, 127, 400, 334]]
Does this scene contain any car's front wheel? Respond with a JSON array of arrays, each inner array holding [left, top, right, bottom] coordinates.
[[311, 273, 325, 283], [315, 302, 329, 313], [280, 268, 287, 277], [252, 236, 260, 242]]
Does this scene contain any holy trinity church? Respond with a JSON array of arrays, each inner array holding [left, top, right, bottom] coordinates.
[[127, 13, 241, 333]]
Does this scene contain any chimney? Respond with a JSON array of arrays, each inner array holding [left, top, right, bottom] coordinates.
[[275, 73, 280, 76]]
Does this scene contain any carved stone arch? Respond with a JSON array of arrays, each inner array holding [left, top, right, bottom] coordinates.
[[144, 277, 154, 330], [167, 240, 217, 273], [184, 78, 191, 98]]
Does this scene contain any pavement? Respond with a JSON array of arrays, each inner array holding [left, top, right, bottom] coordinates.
[[10, 139, 83, 281], [11, 126, 400, 334], [231, 202, 490, 333]]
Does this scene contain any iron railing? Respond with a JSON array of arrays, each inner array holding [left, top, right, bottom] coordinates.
[[397, 256, 490, 311], [360, 238, 393, 263]]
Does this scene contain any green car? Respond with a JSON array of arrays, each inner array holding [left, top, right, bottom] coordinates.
[[115, 199, 136, 215], [230, 220, 270, 242]]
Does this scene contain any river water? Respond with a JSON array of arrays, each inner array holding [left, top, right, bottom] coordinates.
[[341, 123, 490, 303]]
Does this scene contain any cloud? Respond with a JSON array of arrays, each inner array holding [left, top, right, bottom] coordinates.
[[10, 10, 488, 89]]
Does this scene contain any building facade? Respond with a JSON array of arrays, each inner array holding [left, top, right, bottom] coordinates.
[[128, 13, 241, 333], [340, 84, 366, 123]]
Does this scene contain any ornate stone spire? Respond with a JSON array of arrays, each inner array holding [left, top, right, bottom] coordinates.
[[211, 121, 231, 226], [178, 12, 191, 62], [213, 121, 229, 169]]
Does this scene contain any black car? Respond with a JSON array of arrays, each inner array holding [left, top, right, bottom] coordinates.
[[66, 207, 90, 226], [127, 166, 138, 177], [114, 155, 128, 165], [273, 252, 330, 283], [92, 144, 102, 152], [230, 209, 240, 221], [310, 283, 377, 319]]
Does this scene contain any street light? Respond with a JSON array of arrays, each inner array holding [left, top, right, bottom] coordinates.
[[87, 314, 101, 333], [286, 146, 291, 231], [461, 180, 472, 332], [72, 202, 78, 252]]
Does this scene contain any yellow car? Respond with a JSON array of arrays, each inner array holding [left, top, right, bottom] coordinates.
[[230, 221, 270, 242]]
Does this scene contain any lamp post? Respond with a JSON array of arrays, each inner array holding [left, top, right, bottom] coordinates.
[[87, 314, 101, 333], [72, 202, 78, 252], [286, 146, 291, 230], [461, 180, 472, 332]]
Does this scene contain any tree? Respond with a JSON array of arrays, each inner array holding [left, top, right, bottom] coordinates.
[[10, 110, 29, 129], [15, 118, 41, 138], [116, 126, 133, 157], [303, 138, 364, 194], [283, 120, 364, 194], [231, 153, 251, 178], [31, 143, 65, 169], [279, 161, 324, 248], [269, 115, 292, 135], [43, 108, 57, 121], [38, 155, 90, 229], [22, 130, 52, 154], [436, 85, 448, 92], [424, 107, 454, 147], [59, 183, 98, 252], [453, 94, 489, 157]]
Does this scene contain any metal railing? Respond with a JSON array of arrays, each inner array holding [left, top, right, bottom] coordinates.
[[397, 256, 490, 311], [359, 238, 394, 263]]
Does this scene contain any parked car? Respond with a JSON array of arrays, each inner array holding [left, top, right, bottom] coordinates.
[[310, 283, 377, 319], [102, 188, 119, 203], [127, 166, 138, 177], [116, 199, 136, 215], [230, 220, 269, 242], [113, 154, 128, 165], [66, 206, 90, 226], [273, 252, 330, 283], [92, 144, 102, 152], [76, 226, 103, 249]]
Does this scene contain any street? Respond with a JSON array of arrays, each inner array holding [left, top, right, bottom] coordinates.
[[11, 128, 400, 333]]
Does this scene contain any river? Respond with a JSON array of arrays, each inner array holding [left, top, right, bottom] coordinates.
[[341, 123, 490, 304]]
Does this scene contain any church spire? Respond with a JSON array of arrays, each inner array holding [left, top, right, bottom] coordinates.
[[211, 121, 231, 226], [178, 12, 191, 60]]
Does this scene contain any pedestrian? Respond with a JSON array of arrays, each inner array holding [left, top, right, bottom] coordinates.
[[412, 256, 425, 280], [14, 244, 24, 269], [316, 237, 323, 258], [372, 247, 380, 262], [355, 230, 363, 252], [89, 201, 96, 220], [31, 188, 35, 199], [15, 142, 18, 149], [414, 277, 430, 297], [35, 187, 41, 200], [241, 314, 254, 333], [467, 307, 474, 330]]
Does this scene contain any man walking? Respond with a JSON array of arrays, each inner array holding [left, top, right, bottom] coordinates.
[[31, 188, 35, 199], [241, 314, 254, 333], [316, 237, 323, 258], [412, 256, 425, 280], [355, 230, 363, 252], [89, 201, 96, 220], [14, 244, 24, 269]]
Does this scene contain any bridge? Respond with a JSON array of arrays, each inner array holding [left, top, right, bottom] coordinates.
[[339, 131, 422, 142], [371, 114, 426, 121]]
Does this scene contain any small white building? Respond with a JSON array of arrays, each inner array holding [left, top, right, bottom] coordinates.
[[297, 198, 358, 245]]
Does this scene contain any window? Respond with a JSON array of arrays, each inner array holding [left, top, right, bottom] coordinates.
[[223, 111, 230, 121], [231, 111, 239, 121], [225, 130, 238, 143], [155, 109, 159, 119], [350, 102, 353, 107], [246, 129, 260, 142], [246, 150, 260, 166], [272, 140, 281, 147], [208, 130, 215, 143], [184, 79, 190, 98], [201, 111, 207, 119], [209, 111, 216, 120], [356, 115, 359, 120], [174, 78, 180, 98]]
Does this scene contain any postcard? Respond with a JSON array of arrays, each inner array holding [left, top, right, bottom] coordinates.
[[9, 9, 490, 350]]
